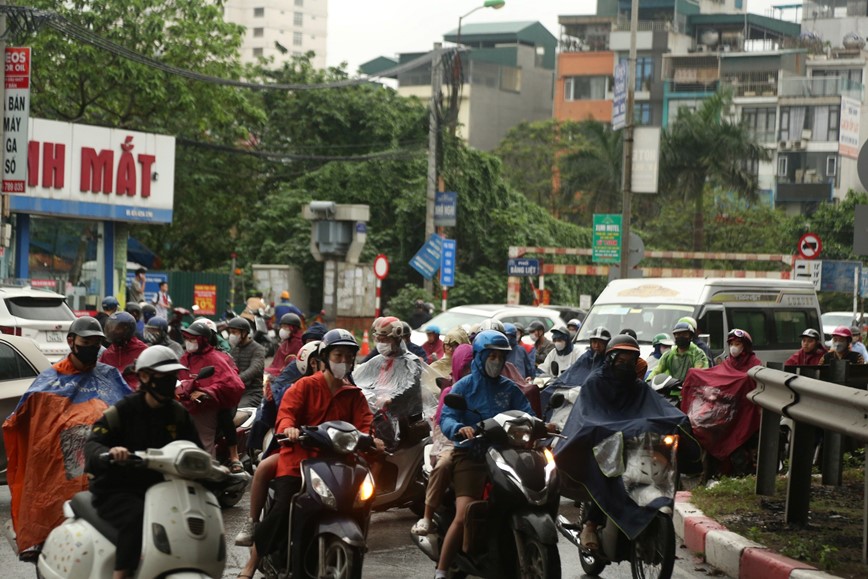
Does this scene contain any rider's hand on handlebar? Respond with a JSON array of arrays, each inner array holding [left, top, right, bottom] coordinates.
[[190, 391, 209, 404], [457, 426, 477, 440], [282, 427, 301, 442], [108, 446, 130, 462], [373, 438, 386, 452], [545, 422, 561, 434]]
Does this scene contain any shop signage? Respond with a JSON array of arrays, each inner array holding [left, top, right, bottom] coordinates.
[[3, 47, 31, 194], [8, 118, 176, 223]]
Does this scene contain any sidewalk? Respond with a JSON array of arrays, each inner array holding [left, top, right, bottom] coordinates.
[[674, 491, 841, 579]]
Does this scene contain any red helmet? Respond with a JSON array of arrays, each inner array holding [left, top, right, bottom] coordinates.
[[372, 316, 404, 339], [727, 328, 753, 346], [832, 326, 853, 341]]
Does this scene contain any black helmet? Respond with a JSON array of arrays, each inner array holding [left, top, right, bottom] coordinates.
[[105, 312, 137, 343], [320, 329, 359, 355], [800, 328, 821, 340], [142, 303, 157, 318], [550, 326, 571, 341], [181, 320, 213, 338], [588, 326, 612, 341], [68, 316, 105, 339], [125, 302, 142, 315], [227, 317, 252, 334], [527, 320, 546, 333], [279, 313, 302, 327], [605, 335, 640, 365], [302, 322, 327, 342], [619, 328, 637, 339]]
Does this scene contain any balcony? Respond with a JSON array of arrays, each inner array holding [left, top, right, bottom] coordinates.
[[779, 77, 864, 101], [776, 182, 833, 202], [723, 72, 779, 97]]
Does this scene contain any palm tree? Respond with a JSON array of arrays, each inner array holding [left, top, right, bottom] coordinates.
[[661, 91, 771, 251], [558, 121, 623, 224]]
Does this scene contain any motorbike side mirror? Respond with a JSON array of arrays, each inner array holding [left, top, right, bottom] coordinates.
[[547, 393, 565, 410], [196, 366, 215, 380], [443, 393, 467, 411], [550, 361, 559, 377], [435, 377, 452, 391]]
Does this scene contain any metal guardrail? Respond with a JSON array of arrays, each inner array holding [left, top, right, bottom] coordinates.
[[747, 364, 868, 563]]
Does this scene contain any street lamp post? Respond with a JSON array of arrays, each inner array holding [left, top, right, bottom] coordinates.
[[457, 0, 506, 47]]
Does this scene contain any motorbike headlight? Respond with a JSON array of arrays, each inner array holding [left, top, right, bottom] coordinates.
[[175, 448, 213, 478], [543, 447, 555, 466], [309, 470, 337, 509], [354, 472, 375, 507], [327, 427, 360, 454], [504, 420, 533, 446], [663, 434, 677, 447]]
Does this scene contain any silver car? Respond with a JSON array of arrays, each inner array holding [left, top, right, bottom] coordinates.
[[0, 287, 76, 363], [410, 304, 562, 346], [0, 334, 51, 483]]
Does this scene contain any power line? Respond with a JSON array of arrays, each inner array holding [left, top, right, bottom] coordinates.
[[0, 5, 452, 91], [176, 137, 426, 162]]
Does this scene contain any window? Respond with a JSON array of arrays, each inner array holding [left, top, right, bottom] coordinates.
[[618, 56, 654, 90], [0, 343, 39, 381], [253, 7, 264, 17], [741, 107, 776, 143], [779, 105, 840, 142], [293, 31, 303, 46], [730, 310, 768, 347], [813, 68, 863, 84], [253, 47, 264, 57], [699, 309, 725, 355], [777, 155, 788, 177], [774, 310, 810, 348], [634, 102, 651, 125], [5, 297, 75, 321], [253, 27, 264, 38], [294, 12, 303, 26], [827, 155, 838, 177], [564, 76, 607, 101]]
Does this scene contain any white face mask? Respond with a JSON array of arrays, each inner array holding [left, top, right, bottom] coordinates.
[[329, 362, 349, 380], [185, 340, 199, 353], [376, 341, 393, 356], [729, 344, 743, 357], [484, 357, 506, 378], [834, 340, 848, 353], [279, 328, 291, 341], [228, 334, 241, 348], [554, 340, 567, 353]]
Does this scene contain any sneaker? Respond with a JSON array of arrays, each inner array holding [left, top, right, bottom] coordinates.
[[411, 518, 431, 536], [235, 518, 255, 546]]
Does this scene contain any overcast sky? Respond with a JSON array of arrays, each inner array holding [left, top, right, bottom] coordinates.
[[326, 0, 793, 73]]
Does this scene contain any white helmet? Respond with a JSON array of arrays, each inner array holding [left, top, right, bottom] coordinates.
[[297, 340, 322, 375], [195, 317, 218, 334], [135, 345, 188, 373], [478, 318, 506, 333]]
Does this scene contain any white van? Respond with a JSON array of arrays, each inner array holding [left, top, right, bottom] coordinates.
[[575, 278, 822, 365]]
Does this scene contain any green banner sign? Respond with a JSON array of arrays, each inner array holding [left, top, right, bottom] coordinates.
[[592, 214, 622, 264]]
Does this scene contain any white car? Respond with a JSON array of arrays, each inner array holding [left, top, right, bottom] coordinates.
[[410, 304, 562, 346], [0, 334, 51, 483], [0, 287, 76, 362], [821, 311, 861, 339]]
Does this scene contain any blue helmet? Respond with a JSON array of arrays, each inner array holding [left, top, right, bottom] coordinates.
[[502, 323, 517, 337], [145, 316, 169, 332], [101, 296, 119, 310], [425, 325, 441, 335], [472, 330, 512, 356]]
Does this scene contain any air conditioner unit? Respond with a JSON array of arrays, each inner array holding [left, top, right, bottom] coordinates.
[[779, 140, 788, 149], [793, 140, 803, 150], [801, 129, 812, 140]]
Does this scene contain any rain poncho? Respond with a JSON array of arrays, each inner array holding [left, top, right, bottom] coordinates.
[[784, 345, 826, 366], [540, 347, 604, 411], [3, 361, 132, 554], [554, 364, 689, 539], [431, 344, 474, 457], [539, 345, 581, 378], [506, 334, 535, 379], [98, 337, 149, 391]]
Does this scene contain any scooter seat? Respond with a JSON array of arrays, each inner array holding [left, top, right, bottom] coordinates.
[[69, 492, 120, 546]]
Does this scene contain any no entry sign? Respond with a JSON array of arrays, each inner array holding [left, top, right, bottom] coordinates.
[[798, 233, 822, 260]]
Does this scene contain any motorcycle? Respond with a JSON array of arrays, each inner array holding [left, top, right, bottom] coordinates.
[[557, 431, 680, 579], [37, 440, 236, 579], [258, 421, 376, 579], [370, 408, 431, 516], [412, 393, 564, 579], [213, 405, 258, 507], [649, 374, 682, 406]]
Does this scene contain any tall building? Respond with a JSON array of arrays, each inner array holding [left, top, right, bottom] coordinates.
[[223, 0, 328, 68]]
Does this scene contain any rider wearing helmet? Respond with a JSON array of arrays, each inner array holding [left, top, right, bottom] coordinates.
[[429, 326, 470, 378], [227, 317, 266, 409], [823, 326, 864, 364], [646, 332, 674, 376], [785, 328, 826, 366], [265, 313, 304, 380], [540, 325, 581, 378], [422, 324, 444, 363], [850, 325, 868, 361], [236, 329, 375, 579], [648, 321, 709, 381], [86, 346, 202, 579], [723, 329, 762, 371], [556, 326, 611, 389], [273, 290, 304, 327], [408, 298, 432, 330], [124, 301, 145, 340], [144, 316, 183, 358], [5, 317, 131, 558], [96, 296, 120, 332], [141, 303, 157, 324], [678, 316, 714, 366], [99, 312, 149, 391], [436, 330, 556, 576], [503, 323, 535, 380], [176, 320, 245, 453], [567, 318, 582, 342], [527, 320, 555, 367]]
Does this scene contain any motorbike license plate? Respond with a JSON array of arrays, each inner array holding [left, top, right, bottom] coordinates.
[[46, 331, 63, 342]]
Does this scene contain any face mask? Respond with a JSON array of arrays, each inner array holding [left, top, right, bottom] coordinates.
[[279, 328, 291, 341], [376, 341, 393, 356], [145, 374, 177, 404], [729, 344, 743, 357], [569, 330, 578, 340], [185, 339, 199, 353], [329, 362, 349, 380], [554, 340, 567, 353], [228, 334, 241, 348], [674, 336, 691, 349], [143, 332, 159, 345], [484, 357, 506, 378], [73, 343, 101, 366], [834, 341, 847, 353], [612, 362, 637, 383]]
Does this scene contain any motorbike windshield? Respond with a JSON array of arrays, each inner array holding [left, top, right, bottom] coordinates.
[[593, 431, 678, 508]]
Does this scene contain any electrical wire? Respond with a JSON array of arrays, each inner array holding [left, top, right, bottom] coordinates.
[[176, 137, 426, 162]]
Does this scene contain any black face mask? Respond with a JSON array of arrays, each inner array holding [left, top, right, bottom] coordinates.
[[144, 374, 177, 404], [73, 343, 101, 365], [612, 362, 637, 383], [674, 336, 691, 349]]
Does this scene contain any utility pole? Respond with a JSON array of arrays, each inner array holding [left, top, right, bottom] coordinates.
[[619, 0, 639, 279], [424, 43, 442, 295]]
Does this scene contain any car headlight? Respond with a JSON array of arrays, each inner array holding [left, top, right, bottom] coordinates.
[[309, 470, 337, 509], [175, 448, 213, 478], [327, 427, 360, 453], [354, 472, 375, 507], [504, 419, 533, 446]]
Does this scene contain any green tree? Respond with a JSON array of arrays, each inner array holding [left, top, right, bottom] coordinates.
[[661, 91, 771, 251], [558, 121, 623, 225]]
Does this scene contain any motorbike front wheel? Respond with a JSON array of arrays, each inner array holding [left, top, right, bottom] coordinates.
[[320, 535, 362, 579], [630, 512, 675, 579], [522, 538, 561, 579]]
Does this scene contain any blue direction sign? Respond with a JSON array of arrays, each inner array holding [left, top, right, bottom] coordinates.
[[507, 258, 541, 277], [612, 60, 627, 131], [434, 191, 457, 227], [409, 234, 443, 280], [820, 260, 861, 293], [440, 239, 456, 287]]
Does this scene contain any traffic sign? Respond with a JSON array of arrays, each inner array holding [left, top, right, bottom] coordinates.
[[507, 258, 540, 277], [798, 232, 822, 260], [793, 259, 822, 291], [440, 239, 456, 287], [612, 61, 627, 131], [592, 214, 622, 264], [820, 260, 861, 293], [373, 254, 389, 280], [409, 234, 442, 280], [434, 191, 457, 227]]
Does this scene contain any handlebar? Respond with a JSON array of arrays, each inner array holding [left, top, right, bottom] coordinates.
[[98, 452, 145, 465]]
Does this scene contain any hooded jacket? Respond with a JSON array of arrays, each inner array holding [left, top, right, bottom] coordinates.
[[178, 339, 245, 412], [98, 337, 149, 391]]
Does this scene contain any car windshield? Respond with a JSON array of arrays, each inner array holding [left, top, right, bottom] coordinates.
[[822, 313, 857, 329], [576, 303, 694, 343], [5, 297, 76, 321], [419, 311, 488, 332]]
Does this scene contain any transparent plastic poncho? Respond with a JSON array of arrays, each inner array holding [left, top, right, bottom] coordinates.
[[593, 431, 678, 507]]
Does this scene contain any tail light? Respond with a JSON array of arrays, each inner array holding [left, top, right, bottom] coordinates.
[[0, 326, 21, 336]]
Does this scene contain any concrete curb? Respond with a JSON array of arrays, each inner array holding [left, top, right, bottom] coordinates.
[[675, 491, 838, 578]]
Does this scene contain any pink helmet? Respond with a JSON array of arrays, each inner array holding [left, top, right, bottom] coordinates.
[[832, 326, 853, 341]]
